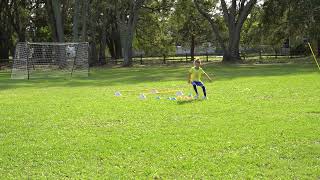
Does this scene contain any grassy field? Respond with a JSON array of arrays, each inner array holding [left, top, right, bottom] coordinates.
[[0, 63, 319, 178]]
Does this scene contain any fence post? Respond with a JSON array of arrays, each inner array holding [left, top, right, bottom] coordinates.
[[185, 53, 188, 63], [163, 54, 166, 64], [206, 51, 209, 62], [259, 50, 262, 59], [241, 52, 246, 60], [140, 54, 143, 64], [289, 47, 292, 59]]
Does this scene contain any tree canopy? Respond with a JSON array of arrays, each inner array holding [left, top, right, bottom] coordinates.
[[0, 0, 318, 64]]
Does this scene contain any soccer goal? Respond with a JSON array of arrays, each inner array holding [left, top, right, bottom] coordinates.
[[11, 42, 89, 79]]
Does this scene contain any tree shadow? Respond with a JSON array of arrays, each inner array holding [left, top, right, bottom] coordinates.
[[0, 63, 317, 91], [210, 63, 318, 81]]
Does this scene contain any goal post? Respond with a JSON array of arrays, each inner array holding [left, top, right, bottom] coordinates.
[[11, 42, 89, 79]]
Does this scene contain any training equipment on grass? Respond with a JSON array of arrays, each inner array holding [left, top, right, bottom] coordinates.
[[115, 91, 122, 97], [11, 42, 89, 79], [176, 91, 184, 96], [114, 89, 197, 101], [139, 93, 147, 100], [151, 89, 159, 94], [177, 95, 193, 101], [307, 42, 320, 71]]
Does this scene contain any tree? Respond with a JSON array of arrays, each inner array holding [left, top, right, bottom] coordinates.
[[0, 0, 12, 60], [172, 0, 212, 61], [261, 0, 320, 56], [194, 0, 257, 63], [45, 0, 65, 42], [0, 0, 32, 60], [72, 0, 81, 42], [80, 0, 90, 42], [240, 6, 262, 46], [135, 0, 175, 57], [117, 0, 146, 66]]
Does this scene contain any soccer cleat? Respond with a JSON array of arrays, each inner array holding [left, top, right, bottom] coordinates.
[[194, 95, 199, 99], [202, 96, 208, 100]]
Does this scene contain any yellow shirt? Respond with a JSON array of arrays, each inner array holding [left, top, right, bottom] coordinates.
[[189, 67, 205, 82]]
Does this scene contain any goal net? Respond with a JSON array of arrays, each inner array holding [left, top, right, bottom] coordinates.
[[11, 42, 89, 79]]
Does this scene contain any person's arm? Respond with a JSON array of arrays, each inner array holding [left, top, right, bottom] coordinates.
[[188, 73, 192, 83], [203, 70, 212, 82]]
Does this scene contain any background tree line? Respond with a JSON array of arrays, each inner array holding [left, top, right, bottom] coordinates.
[[0, 0, 319, 66]]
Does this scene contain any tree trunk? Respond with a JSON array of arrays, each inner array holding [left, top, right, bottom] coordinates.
[[106, 38, 115, 60], [108, 25, 122, 60], [112, 24, 122, 59], [50, 0, 66, 68], [51, 0, 64, 42], [61, 0, 69, 33], [223, 30, 241, 63], [123, 27, 134, 66], [122, 21, 135, 66], [190, 34, 195, 62], [45, 0, 58, 41], [99, 27, 107, 65], [89, 42, 98, 66], [0, 1, 13, 60], [121, 0, 145, 66], [86, 0, 97, 66], [12, 1, 26, 42], [81, 0, 89, 42], [0, 32, 9, 60], [114, 31, 122, 59], [194, 0, 256, 64], [72, 0, 81, 42]]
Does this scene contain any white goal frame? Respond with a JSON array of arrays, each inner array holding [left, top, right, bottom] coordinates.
[[11, 42, 89, 79]]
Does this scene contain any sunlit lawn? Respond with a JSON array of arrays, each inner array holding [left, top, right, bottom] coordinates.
[[0, 63, 319, 178]]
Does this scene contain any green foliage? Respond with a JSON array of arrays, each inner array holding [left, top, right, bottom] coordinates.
[[29, 1, 52, 42], [240, 6, 264, 47], [36, 26, 52, 42], [170, 0, 212, 47], [134, 0, 215, 56], [260, 0, 320, 47], [1, 0, 320, 61], [135, 4, 175, 56]]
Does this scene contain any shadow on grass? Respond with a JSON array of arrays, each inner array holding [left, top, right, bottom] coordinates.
[[0, 63, 318, 91], [176, 99, 208, 105]]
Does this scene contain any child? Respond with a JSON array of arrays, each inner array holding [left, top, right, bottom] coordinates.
[[188, 59, 212, 99]]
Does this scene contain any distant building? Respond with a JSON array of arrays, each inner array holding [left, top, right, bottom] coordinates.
[[176, 44, 216, 55]]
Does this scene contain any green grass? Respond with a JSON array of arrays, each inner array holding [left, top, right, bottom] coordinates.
[[0, 63, 319, 178]]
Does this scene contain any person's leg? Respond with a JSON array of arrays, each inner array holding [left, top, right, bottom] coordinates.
[[192, 81, 199, 98], [193, 84, 198, 95], [201, 85, 207, 97]]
